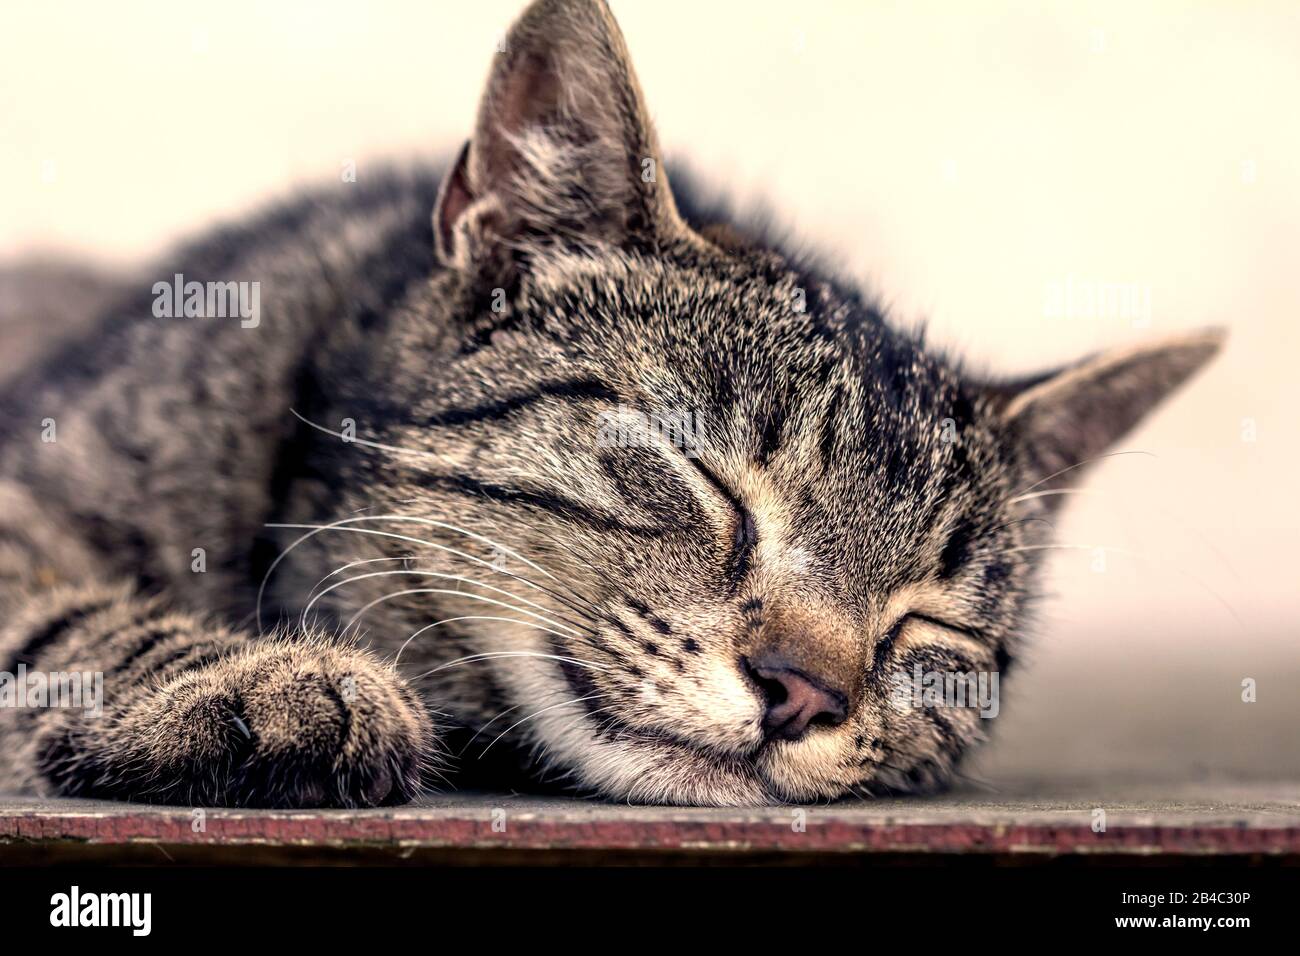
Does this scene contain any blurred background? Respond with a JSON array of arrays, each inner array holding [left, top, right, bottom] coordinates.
[[2, 0, 1297, 787]]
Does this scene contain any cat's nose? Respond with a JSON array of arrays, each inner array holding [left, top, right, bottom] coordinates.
[[744, 655, 849, 742]]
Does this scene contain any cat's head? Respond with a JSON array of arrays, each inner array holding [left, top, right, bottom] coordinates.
[[371, 0, 1221, 804]]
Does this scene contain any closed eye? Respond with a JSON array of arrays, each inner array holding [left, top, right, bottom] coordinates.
[[871, 616, 908, 674], [872, 613, 981, 674], [732, 508, 758, 580], [905, 613, 982, 641], [688, 458, 757, 585]]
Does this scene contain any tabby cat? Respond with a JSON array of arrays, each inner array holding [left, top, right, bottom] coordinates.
[[0, 0, 1220, 807]]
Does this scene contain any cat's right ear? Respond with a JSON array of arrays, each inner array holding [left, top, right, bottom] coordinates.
[[987, 328, 1225, 492], [433, 0, 689, 285]]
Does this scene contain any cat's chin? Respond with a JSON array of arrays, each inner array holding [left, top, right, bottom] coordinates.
[[553, 726, 856, 806], [588, 737, 777, 807], [591, 739, 862, 806]]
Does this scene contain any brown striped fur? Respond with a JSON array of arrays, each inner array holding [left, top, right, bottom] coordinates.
[[0, 0, 1221, 806]]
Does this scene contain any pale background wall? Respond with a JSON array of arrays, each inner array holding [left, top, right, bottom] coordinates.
[[2, 1, 1297, 784]]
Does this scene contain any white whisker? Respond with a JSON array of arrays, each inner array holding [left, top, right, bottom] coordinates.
[[979, 543, 1245, 632], [257, 515, 557, 633], [1013, 449, 1155, 497], [416, 651, 609, 681], [395, 614, 593, 668], [462, 686, 608, 758], [342, 586, 583, 638], [461, 702, 526, 754], [290, 407, 448, 465], [479, 692, 606, 759], [305, 556, 413, 605], [299, 567, 585, 635], [1007, 487, 1241, 583]]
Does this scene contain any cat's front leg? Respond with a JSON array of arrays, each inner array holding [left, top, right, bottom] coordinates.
[[0, 583, 437, 807]]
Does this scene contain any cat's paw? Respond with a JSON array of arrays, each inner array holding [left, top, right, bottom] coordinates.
[[112, 640, 435, 808]]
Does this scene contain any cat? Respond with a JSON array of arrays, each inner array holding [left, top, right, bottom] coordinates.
[[0, 0, 1221, 808]]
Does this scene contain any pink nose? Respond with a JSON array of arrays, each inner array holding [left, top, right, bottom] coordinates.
[[745, 655, 849, 742]]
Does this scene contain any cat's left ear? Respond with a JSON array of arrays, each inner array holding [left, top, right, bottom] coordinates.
[[988, 328, 1225, 482], [433, 0, 689, 285]]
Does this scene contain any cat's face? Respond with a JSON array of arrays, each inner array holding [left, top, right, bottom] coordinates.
[[403, 241, 1036, 803], [368, 0, 1221, 805]]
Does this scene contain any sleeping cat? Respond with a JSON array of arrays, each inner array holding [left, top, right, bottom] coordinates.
[[0, 0, 1220, 807]]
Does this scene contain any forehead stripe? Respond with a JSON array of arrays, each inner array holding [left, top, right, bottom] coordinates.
[[420, 378, 621, 429]]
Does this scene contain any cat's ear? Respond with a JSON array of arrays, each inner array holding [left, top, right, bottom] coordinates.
[[434, 0, 687, 283], [989, 328, 1225, 484]]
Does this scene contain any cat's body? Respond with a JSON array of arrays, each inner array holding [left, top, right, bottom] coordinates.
[[0, 0, 1220, 807]]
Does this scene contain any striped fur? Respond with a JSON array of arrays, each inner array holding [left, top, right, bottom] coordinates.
[[0, 0, 1220, 806]]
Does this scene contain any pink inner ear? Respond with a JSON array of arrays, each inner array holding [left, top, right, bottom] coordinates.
[[435, 148, 474, 258], [495, 50, 560, 135], [474, 48, 562, 191]]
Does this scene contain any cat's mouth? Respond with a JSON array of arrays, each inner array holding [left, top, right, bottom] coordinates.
[[551, 647, 839, 804], [563, 686, 826, 804], [591, 708, 762, 761], [559, 655, 765, 755]]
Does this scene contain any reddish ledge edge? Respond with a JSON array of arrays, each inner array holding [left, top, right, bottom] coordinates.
[[3, 812, 1299, 855]]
